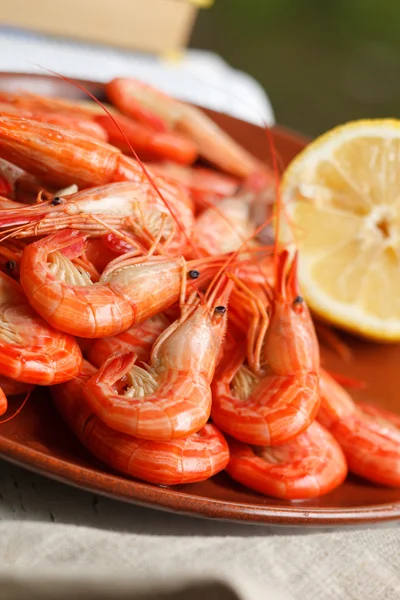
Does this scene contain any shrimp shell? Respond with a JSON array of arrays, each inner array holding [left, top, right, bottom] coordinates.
[[227, 421, 347, 499], [52, 362, 230, 485]]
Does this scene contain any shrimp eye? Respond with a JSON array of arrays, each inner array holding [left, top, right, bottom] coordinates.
[[214, 306, 226, 315], [188, 270, 200, 279], [51, 196, 63, 206], [293, 296, 304, 314], [5, 260, 16, 271]]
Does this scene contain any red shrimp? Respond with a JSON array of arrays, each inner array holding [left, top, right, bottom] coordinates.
[[318, 369, 400, 487], [19, 229, 193, 338], [106, 78, 266, 178], [211, 251, 320, 446], [227, 421, 347, 499], [0, 114, 153, 189], [82, 277, 233, 441], [95, 113, 197, 165], [0, 102, 108, 141], [0, 269, 82, 385], [0, 181, 194, 257], [52, 361, 229, 485], [0, 90, 119, 119]]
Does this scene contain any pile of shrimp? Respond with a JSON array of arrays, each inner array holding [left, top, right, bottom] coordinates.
[[0, 77, 398, 500]]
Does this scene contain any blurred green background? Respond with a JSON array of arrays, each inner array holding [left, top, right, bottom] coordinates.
[[191, 0, 400, 137]]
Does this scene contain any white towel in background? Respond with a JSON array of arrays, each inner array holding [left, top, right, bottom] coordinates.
[[0, 28, 275, 127]]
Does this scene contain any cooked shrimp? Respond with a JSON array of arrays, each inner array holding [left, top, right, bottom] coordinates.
[[82, 278, 233, 440], [87, 313, 170, 368], [0, 269, 82, 384], [0, 114, 152, 189], [0, 101, 108, 141], [227, 420, 347, 499], [52, 361, 229, 485], [107, 78, 265, 178], [0, 181, 194, 256], [211, 251, 320, 446], [0, 90, 119, 119], [95, 113, 197, 165], [0, 238, 27, 280], [19, 229, 194, 338], [318, 369, 400, 487]]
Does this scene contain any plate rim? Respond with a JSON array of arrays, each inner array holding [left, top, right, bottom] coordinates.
[[1, 437, 400, 526]]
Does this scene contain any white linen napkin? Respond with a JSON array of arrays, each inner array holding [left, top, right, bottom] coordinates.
[[0, 519, 399, 600]]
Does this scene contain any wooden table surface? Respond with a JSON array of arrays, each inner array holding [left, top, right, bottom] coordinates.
[[0, 458, 292, 535], [0, 457, 210, 533], [0, 459, 126, 528]]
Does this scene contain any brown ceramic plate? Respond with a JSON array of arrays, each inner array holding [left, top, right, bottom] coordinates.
[[0, 72, 399, 527]]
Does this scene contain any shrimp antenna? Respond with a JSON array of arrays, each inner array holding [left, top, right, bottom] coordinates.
[[189, 281, 207, 305], [31, 65, 201, 259], [0, 388, 32, 424], [263, 125, 283, 281]]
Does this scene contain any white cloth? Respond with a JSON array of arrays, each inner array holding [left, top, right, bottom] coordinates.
[[0, 519, 399, 600], [0, 27, 274, 127]]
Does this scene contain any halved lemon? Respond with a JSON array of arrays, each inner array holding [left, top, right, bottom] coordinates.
[[280, 119, 400, 342]]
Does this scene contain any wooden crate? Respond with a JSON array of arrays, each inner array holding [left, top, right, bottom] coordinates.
[[0, 0, 211, 54]]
